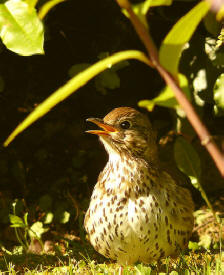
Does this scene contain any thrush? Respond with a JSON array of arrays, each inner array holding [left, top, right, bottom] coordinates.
[[85, 107, 194, 264]]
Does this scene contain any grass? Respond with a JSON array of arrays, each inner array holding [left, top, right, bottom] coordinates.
[[0, 246, 223, 274]]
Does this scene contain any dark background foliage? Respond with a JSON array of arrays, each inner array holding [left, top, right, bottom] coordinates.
[[0, 0, 223, 249]]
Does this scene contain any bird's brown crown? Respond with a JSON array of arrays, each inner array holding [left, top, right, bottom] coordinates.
[[103, 107, 139, 123]]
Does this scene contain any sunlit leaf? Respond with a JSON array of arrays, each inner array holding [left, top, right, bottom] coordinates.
[[216, 4, 224, 21], [0, 0, 44, 56], [60, 211, 70, 224], [55, 206, 70, 224], [29, 221, 48, 238], [138, 73, 190, 111], [9, 214, 25, 228], [44, 212, 54, 224], [159, 1, 210, 75], [192, 69, 207, 106], [135, 264, 152, 274], [213, 73, 224, 116], [24, 212, 28, 226], [174, 136, 201, 189], [150, 0, 172, 6], [12, 245, 23, 254], [199, 234, 212, 249], [188, 241, 199, 251], [133, 0, 172, 15], [216, 30, 224, 50]]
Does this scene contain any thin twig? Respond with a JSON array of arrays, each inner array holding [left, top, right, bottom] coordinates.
[[116, 0, 224, 177]]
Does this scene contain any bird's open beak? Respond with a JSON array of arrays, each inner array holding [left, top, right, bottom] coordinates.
[[86, 118, 117, 136]]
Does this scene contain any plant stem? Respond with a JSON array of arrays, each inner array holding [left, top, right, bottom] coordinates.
[[116, 0, 224, 177], [199, 184, 219, 224]]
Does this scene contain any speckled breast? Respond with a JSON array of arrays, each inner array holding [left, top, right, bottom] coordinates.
[[84, 159, 194, 264]]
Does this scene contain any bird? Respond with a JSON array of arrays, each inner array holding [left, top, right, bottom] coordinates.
[[84, 107, 194, 264]]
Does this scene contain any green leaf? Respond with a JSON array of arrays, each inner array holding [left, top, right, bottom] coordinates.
[[110, 60, 129, 72], [68, 63, 91, 78], [138, 73, 190, 111], [150, 0, 172, 7], [60, 211, 70, 224], [188, 241, 199, 251], [174, 136, 201, 189], [95, 70, 120, 94], [12, 245, 23, 255], [192, 69, 207, 106], [69, 59, 128, 94], [29, 221, 48, 238], [44, 212, 54, 224], [199, 234, 212, 249], [203, 12, 221, 37], [213, 73, 224, 116], [0, 0, 44, 56], [9, 214, 25, 228], [135, 264, 151, 275], [159, 1, 210, 75], [133, 0, 172, 16], [23, 212, 28, 226], [217, 5, 224, 21], [4, 50, 150, 146], [55, 207, 70, 224]]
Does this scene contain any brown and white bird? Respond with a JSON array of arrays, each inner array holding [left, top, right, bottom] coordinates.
[[85, 107, 194, 264]]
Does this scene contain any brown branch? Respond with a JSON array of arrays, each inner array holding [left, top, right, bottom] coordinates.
[[116, 0, 224, 177]]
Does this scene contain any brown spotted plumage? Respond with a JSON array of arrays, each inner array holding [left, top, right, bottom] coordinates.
[[85, 107, 194, 264]]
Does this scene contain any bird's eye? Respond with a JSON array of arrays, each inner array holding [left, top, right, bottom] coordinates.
[[120, 121, 131, 129]]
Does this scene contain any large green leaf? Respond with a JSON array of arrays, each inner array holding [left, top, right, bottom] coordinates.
[[138, 73, 190, 111], [174, 136, 201, 189], [159, 1, 210, 75], [0, 0, 44, 56], [213, 73, 224, 116]]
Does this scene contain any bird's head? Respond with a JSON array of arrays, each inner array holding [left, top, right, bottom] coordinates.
[[86, 107, 158, 163]]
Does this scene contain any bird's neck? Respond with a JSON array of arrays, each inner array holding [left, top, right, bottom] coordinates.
[[99, 150, 157, 195]]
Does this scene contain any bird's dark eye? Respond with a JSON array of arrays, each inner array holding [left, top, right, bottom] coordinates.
[[120, 121, 131, 129]]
